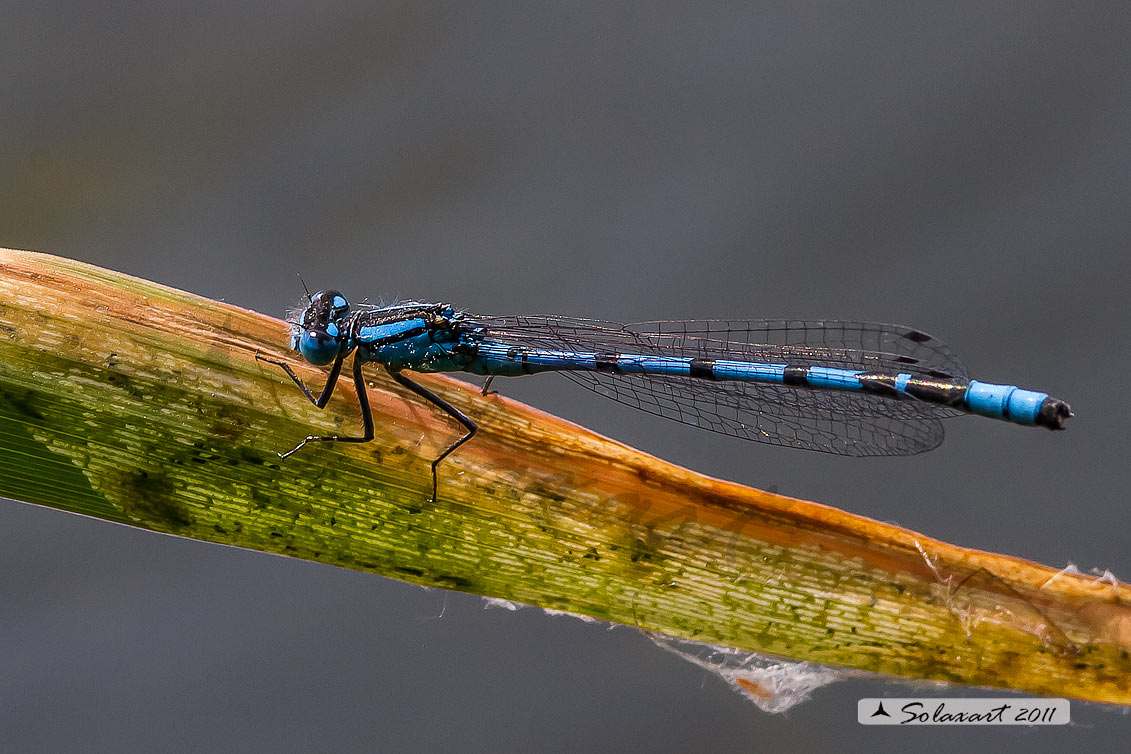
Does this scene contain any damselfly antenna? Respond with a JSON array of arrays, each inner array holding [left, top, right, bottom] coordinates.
[[297, 274, 312, 302]]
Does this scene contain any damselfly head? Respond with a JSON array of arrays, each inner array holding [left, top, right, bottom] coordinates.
[[291, 289, 351, 366]]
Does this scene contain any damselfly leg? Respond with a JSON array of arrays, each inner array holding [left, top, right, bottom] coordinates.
[[390, 369, 478, 502], [257, 352, 374, 459], [256, 350, 344, 408], [257, 351, 477, 501]]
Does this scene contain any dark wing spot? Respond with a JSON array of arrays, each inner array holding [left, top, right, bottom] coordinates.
[[895, 356, 920, 365], [902, 330, 932, 343]]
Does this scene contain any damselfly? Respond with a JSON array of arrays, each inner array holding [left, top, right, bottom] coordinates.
[[258, 291, 1072, 500]]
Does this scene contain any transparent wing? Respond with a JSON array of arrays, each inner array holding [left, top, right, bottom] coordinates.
[[460, 314, 969, 456]]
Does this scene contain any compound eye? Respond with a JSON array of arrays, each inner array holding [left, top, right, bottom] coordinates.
[[312, 289, 350, 319], [298, 329, 339, 366]]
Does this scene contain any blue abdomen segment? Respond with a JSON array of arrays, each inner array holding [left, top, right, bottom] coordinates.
[[465, 344, 598, 375], [963, 380, 1047, 425], [800, 366, 865, 390], [469, 344, 707, 377]]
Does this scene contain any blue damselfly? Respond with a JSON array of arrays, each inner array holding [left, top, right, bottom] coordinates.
[[258, 291, 1072, 499]]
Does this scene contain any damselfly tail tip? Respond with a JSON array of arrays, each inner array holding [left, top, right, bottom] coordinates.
[[1036, 397, 1072, 431]]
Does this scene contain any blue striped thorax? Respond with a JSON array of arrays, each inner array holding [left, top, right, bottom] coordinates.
[[352, 302, 470, 373]]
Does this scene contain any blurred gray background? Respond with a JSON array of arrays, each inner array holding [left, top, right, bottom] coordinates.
[[2, 2, 1129, 752]]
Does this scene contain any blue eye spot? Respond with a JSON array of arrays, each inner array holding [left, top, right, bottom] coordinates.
[[298, 330, 339, 365]]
